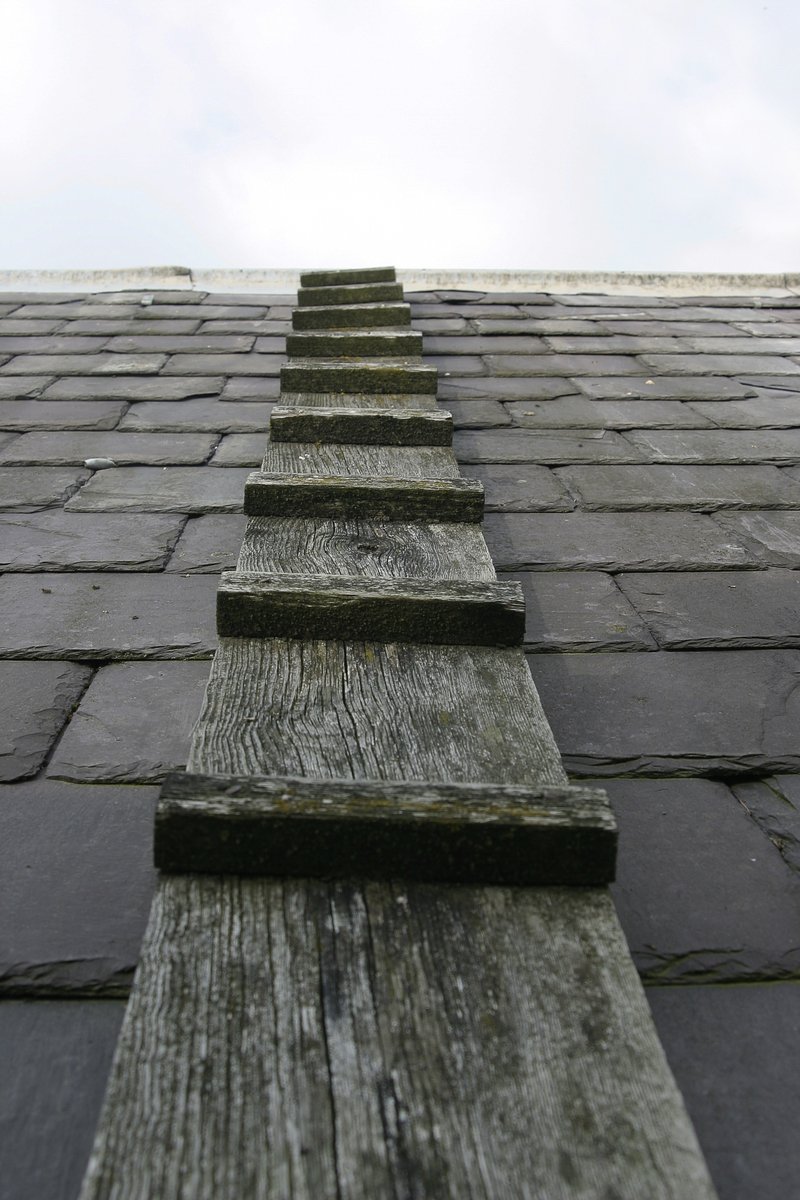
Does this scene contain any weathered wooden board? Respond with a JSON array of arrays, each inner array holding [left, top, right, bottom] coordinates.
[[260, 437, 459, 479], [79, 878, 716, 1200], [269, 405, 452, 447], [216, 572, 525, 646], [244, 473, 484, 522], [279, 390, 437, 411], [187, 637, 566, 786], [236, 517, 497, 581], [300, 266, 396, 288], [281, 359, 437, 396], [292, 302, 411, 331], [155, 772, 617, 885], [286, 330, 423, 359], [298, 281, 404, 306]]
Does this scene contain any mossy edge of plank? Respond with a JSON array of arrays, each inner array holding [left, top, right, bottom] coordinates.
[[292, 302, 411, 331], [281, 359, 438, 396], [269, 405, 453, 447], [300, 266, 396, 288], [155, 772, 617, 885], [243, 472, 484, 521], [216, 571, 524, 645], [286, 329, 423, 359], [298, 282, 404, 307]]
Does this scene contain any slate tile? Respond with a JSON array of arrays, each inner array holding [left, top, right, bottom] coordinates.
[[0, 573, 217, 659], [410, 318, 468, 333], [500, 571, 654, 650], [11, 304, 142, 319], [617, 569, 800, 648], [483, 512, 755, 571], [443, 399, 511, 428], [506, 397, 712, 429], [471, 319, 600, 335], [0, 336, 108, 354], [161, 353, 285, 375], [120, 398, 273, 432], [0, 400, 126, 430], [688, 392, 800, 428], [165, 514, 248, 573], [105, 334, 255, 353], [221, 376, 281, 400], [712, 511, 800, 566], [605, 777, 800, 981], [0, 376, 53, 398], [121, 304, 268, 319], [0, 319, 65, 334], [47, 661, 211, 782], [733, 776, 800, 874], [639, 354, 800, 376], [577, 376, 756, 400], [454, 429, 644, 464], [648, 983, 800, 1200], [558, 464, 800, 510], [0, 1000, 125, 1200], [734, 321, 800, 336], [0, 510, 184, 571], [42, 376, 224, 401], [64, 466, 250, 513], [485, 354, 644, 376], [735, 375, 800, 392], [0, 779, 157, 994], [682, 336, 800, 354], [460, 464, 574, 512], [410, 304, 523, 318], [62, 319, 202, 335], [423, 355, 486, 375], [544, 294, 676, 308], [0, 661, 92, 780], [543, 335, 686, 354], [0, 353, 166, 375], [439, 375, 579, 400], [0, 431, 217, 466], [0, 466, 90, 510], [198, 319, 291, 335], [599, 320, 741, 337], [529, 649, 800, 776], [210, 434, 267, 466], [423, 335, 548, 354], [626, 428, 800, 463]]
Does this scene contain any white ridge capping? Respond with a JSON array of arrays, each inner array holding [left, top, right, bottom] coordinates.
[[0, 265, 799, 297]]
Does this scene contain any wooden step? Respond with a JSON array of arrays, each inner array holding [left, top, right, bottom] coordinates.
[[286, 329, 423, 358], [298, 281, 404, 306], [292, 301, 411, 330], [281, 358, 437, 395], [300, 266, 396, 288], [244, 471, 484, 521], [269, 405, 452, 446]]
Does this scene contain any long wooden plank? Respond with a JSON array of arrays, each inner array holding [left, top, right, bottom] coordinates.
[[298, 281, 403, 306], [300, 266, 396, 288], [279, 390, 436, 410], [286, 330, 423, 358], [154, 772, 617, 885], [260, 437, 458, 478], [186, 637, 567, 786], [236, 517, 497, 580], [292, 302, 411, 330], [80, 878, 716, 1200], [281, 359, 437, 395], [269, 405, 452, 446], [244, 473, 484, 522], [216, 572, 524, 645]]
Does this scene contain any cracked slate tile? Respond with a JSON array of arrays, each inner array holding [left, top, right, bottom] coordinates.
[[424, 355, 486, 375], [626, 428, 800, 463], [0, 779, 157, 995], [165, 514, 248, 573], [210, 434, 268, 466], [529, 648, 800, 776], [47, 661, 211, 783], [41, 376, 224, 401], [0, 1000, 125, 1200], [500, 571, 655, 650], [0, 661, 92, 780], [0, 377, 54, 398], [0, 466, 90, 510], [0, 431, 218, 465], [557, 464, 800, 510], [733, 776, 800, 874], [454, 429, 644, 464], [648, 983, 800, 1200], [438, 375, 580, 400], [460, 464, 574, 511], [604, 776, 800, 982], [688, 392, 800, 428], [0, 573, 218, 659], [440, 400, 511, 428], [617, 569, 800, 648], [483, 512, 755, 571], [64, 466, 250, 513], [119, 398, 273, 432], [712, 511, 800, 567], [0, 400, 127, 430], [506, 397, 713, 429], [0, 511, 184, 571], [576, 376, 756, 400]]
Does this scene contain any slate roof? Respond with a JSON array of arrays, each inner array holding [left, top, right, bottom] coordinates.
[[2, 278, 800, 1200]]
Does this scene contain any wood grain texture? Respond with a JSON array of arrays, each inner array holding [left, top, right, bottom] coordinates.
[[236, 516, 497, 581], [216, 572, 525, 646], [80, 877, 716, 1200], [244, 473, 484, 522], [286, 330, 423, 358], [269, 406, 452, 447], [279, 391, 436, 410], [298, 281, 404, 306], [187, 637, 567, 786], [260, 438, 459, 479], [281, 360, 437, 396], [155, 772, 617, 885], [300, 267, 396, 288], [292, 302, 411, 331]]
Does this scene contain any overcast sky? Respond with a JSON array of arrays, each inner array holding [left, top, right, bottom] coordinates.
[[2, 0, 798, 273]]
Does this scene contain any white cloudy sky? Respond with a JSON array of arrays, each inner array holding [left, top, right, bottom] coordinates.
[[2, 0, 799, 273]]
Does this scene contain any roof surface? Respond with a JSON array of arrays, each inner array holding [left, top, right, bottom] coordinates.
[[2, 280, 800, 1200]]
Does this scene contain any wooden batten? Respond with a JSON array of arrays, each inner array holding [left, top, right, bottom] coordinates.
[[281, 358, 438, 395], [292, 302, 411, 330], [300, 266, 396, 288], [298, 281, 403, 306], [286, 329, 423, 358], [269, 405, 453, 446], [243, 472, 485, 521]]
